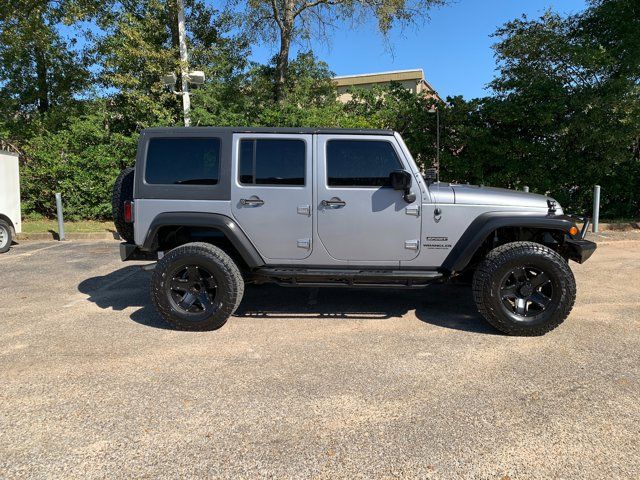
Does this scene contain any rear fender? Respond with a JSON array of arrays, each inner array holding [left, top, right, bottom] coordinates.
[[142, 212, 265, 268]]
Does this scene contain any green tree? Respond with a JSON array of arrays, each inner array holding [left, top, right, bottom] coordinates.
[[487, 5, 640, 216], [0, 0, 105, 138], [239, 0, 447, 101], [98, 0, 250, 133], [21, 102, 137, 219]]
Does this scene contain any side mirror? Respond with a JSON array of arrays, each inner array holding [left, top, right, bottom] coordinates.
[[389, 170, 415, 203], [389, 170, 412, 191], [424, 167, 438, 185]]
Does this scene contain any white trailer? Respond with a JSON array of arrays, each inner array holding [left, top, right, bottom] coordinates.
[[0, 150, 21, 253]]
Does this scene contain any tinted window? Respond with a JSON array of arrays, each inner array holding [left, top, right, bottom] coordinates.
[[326, 140, 402, 187], [239, 139, 305, 186], [146, 138, 220, 185]]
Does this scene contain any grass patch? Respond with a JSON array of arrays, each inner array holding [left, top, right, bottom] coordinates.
[[22, 219, 115, 234]]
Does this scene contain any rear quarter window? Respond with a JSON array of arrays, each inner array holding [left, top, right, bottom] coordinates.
[[145, 137, 221, 185]]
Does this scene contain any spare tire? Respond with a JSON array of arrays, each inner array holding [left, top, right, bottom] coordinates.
[[112, 167, 135, 243]]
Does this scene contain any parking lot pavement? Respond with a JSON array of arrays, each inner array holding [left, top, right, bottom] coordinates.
[[1, 239, 638, 479]]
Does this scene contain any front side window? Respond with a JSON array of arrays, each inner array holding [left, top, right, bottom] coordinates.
[[326, 140, 402, 187], [239, 139, 305, 186], [145, 137, 220, 185]]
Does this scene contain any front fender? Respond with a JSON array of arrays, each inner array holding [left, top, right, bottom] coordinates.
[[441, 212, 577, 273]]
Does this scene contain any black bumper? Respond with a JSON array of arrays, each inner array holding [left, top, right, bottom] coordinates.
[[120, 242, 158, 262], [564, 238, 597, 264]]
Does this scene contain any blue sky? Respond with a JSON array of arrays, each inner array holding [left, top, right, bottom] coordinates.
[[250, 0, 588, 99]]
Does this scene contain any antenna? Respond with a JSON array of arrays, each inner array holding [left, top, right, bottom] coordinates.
[[428, 104, 442, 220]]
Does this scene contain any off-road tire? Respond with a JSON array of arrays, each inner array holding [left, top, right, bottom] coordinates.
[[472, 241, 576, 336], [0, 219, 12, 253], [112, 167, 135, 243], [151, 242, 244, 331]]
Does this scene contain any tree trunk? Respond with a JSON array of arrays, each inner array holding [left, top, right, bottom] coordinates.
[[274, 25, 292, 102], [35, 46, 49, 113]]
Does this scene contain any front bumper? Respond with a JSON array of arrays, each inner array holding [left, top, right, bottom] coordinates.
[[564, 238, 597, 264], [120, 242, 158, 262]]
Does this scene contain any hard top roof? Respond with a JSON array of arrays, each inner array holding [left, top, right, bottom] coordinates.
[[141, 126, 396, 136]]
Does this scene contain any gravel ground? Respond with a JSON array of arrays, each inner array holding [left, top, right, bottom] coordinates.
[[0, 237, 638, 479]]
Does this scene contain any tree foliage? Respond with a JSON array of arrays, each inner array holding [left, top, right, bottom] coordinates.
[[238, 0, 447, 100]]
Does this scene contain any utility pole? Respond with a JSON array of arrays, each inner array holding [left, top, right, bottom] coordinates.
[[177, 0, 190, 127]]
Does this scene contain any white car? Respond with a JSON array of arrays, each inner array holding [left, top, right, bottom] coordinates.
[[0, 149, 21, 253]]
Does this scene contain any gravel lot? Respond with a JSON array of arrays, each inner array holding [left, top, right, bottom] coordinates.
[[1, 235, 638, 479]]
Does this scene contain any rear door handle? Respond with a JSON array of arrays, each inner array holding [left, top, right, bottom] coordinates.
[[321, 197, 346, 208], [240, 197, 264, 206]]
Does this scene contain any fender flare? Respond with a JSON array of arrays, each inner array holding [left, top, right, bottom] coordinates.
[[142, 212, 265, 268], [441, 212, 576, 273]]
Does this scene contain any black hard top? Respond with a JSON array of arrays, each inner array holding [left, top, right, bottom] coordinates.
[[142, 126, 396, 136]]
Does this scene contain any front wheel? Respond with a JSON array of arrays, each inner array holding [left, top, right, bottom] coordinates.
[[151, 242, 244, 330], [472, 241, 576, 336]]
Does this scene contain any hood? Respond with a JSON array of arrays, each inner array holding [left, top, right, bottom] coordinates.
[[449, 184, 558, 211]]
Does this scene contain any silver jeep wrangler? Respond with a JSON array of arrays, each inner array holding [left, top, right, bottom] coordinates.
[[114, 127, 596, 335]]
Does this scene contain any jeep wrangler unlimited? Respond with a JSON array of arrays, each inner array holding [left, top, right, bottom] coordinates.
[[114, 127, 596, 335]]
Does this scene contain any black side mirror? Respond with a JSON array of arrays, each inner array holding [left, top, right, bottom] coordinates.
[[389, 170, 412, 191], [424, 167, 438, 185], [389, 170, 415, 203]]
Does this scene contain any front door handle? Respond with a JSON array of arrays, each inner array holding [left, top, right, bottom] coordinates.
[[321, 197, 346, 208], [240, 197, 265, 207]]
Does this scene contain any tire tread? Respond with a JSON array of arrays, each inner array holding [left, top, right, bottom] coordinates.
[[151, 242, 244, 331], [472, 241, 576, 336]]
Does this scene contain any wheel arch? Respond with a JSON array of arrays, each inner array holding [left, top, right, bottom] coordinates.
[[442, 212, 577, 274], [0, 214, 14, 230], [142, 212, 265, 269]]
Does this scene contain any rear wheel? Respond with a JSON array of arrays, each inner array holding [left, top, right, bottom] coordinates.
[[112, 167, 135, 243], [472, 241, 576, 336], [151, 242, 244, 330], [0, 220, 12, 253]]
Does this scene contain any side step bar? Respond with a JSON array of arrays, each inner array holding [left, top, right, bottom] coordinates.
[[252, 267, 444, 288]]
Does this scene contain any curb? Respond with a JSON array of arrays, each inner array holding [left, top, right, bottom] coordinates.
[[16, 232, 121, 242]]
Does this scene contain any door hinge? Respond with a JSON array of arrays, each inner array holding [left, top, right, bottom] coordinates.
[[297, 204, 311, 216], [404, 239, 419, 250], [297, 238, 311, 249], [405, 205, 420, 216]]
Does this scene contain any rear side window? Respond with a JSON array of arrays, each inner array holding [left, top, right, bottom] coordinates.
[[239, 139, 305, 186], [145, 138, 220, 185], [326, 140, 402, 187]]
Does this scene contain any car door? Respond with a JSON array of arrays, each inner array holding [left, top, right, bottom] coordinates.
[[231, 134, 313, 260], [316, 135, 422, 262]]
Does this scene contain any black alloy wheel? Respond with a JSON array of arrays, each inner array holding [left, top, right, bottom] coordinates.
[[151, 242, 244, 331], [472, 241, 576, 336], [168, 264, 220, 314], [499, 266, 554, 319]]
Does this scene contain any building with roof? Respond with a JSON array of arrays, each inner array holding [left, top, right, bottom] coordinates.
[[333, 69, 441, 103]]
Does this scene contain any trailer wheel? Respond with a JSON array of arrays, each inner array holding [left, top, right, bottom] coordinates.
[[0, 219, 13, 253]]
